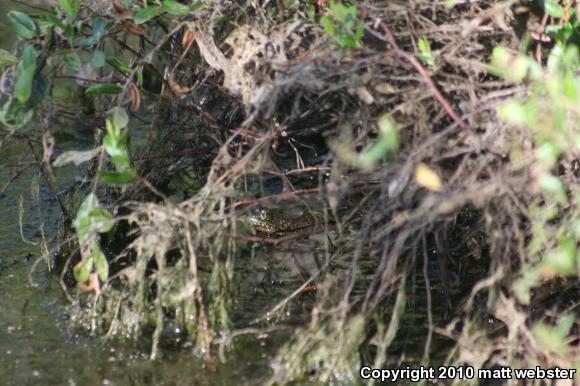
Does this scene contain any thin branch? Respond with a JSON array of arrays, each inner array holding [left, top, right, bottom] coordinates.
[[366, 23, 467, 130]]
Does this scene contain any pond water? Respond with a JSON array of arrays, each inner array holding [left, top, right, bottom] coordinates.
[[0, 162, 274, 386], [0, 96, 285, 386]]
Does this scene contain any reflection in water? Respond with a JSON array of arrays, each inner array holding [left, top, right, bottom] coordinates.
[[0, 95, 272, 386]]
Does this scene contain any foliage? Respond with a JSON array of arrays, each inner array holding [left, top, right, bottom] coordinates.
[[101, 107, 136, 184], [72, 192, 114, 285], [0, 1, 150, 285], [133, 0, 203, 24], [487, 5, 580, 361], [320, 1, 364, 49], [7, 11, 39, 40], [0, 0, 179, 131], [417, 36, 437, 68], [0, 44, 37, 129]]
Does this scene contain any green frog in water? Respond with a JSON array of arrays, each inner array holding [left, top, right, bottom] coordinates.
[[250, 206, 316, 235]]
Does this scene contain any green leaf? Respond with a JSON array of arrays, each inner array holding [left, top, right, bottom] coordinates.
[[64, 24, 74, 43], [91, 19, 107, 41], [497, 100, 528, 126], [51, 78, 77, 102], [73, 193, 115, 247], [336, 33, 359, 49], [563, 73, 579, 101], [133, 6, 162, 24], [107, 106, 129, 131], [343, 14, 356, 31], [137, 67, 144, 88], [536, 142, 561, 168], [553, 314, 575, 338], [106, 57, 131, 75], [88, 207, 115, 233], [100, 169, 137, 184], [14, 46, 36, 103], [0, 99, 34, 130], [545, 23, 563, 37], [546, 248, 571, 272], [79, 37, 98, 47], [6, 11, 40, 39], [417, 37, 436, 67], [103, 134, 131, 170], [0, 49, 19, 67], [547, 44, 563, 71], [329, 0, 349, 23], [541, 236, 576, 276], [532, 315, 573, 355], [538, 173, 567, 204], [355, 25, 364, 40], [74, 192, 100, 244], [79, 20, 107, 47], [190, 2, 205, 12], [538, 173, 563, 193], [562, 44, 580, 69], [7, 11, 39, 40], [64, 51, 81, 73], [321, 2, 363, 49], [92, 241, 109, 281], [43, 13, 66, 30], [90, 50, 106, 69], [543, 0, 564, 18], [0, 100, 16, 126], [377, 113, 399, 152], [53, 148, 100, 167], [306, 3, 316, 19], [488, 46, 509, 78], [320, 16, 335, 36], [512, 269, 539, 304], [162, 0, 190, 16], [59, 0, 81, 20], [73, 257, 92, 282], [84, 83, 123, 95]]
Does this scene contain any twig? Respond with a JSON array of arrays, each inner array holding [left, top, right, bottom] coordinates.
[[284, 166, 331, 176], [228, 188, 321, 211], [229, 224, 329, 245], [366, 23, 467, 130], [249, 262, 328, 325], [421, 234, 433, 364], [24, 135, 69, 219]]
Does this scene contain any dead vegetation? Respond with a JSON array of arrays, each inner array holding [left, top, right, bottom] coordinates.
[[11, 0, 577, 383]]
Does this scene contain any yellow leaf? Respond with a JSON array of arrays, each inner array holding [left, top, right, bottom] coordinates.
[[414, 163, 442, 192]]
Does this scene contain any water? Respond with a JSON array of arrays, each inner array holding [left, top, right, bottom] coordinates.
[[0, 143, 296, 385], [0, 3, 285, 381], [0, 114, 277, 386]]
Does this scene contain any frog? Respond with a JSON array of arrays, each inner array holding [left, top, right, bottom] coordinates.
[[249, 206, 316, 235]]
